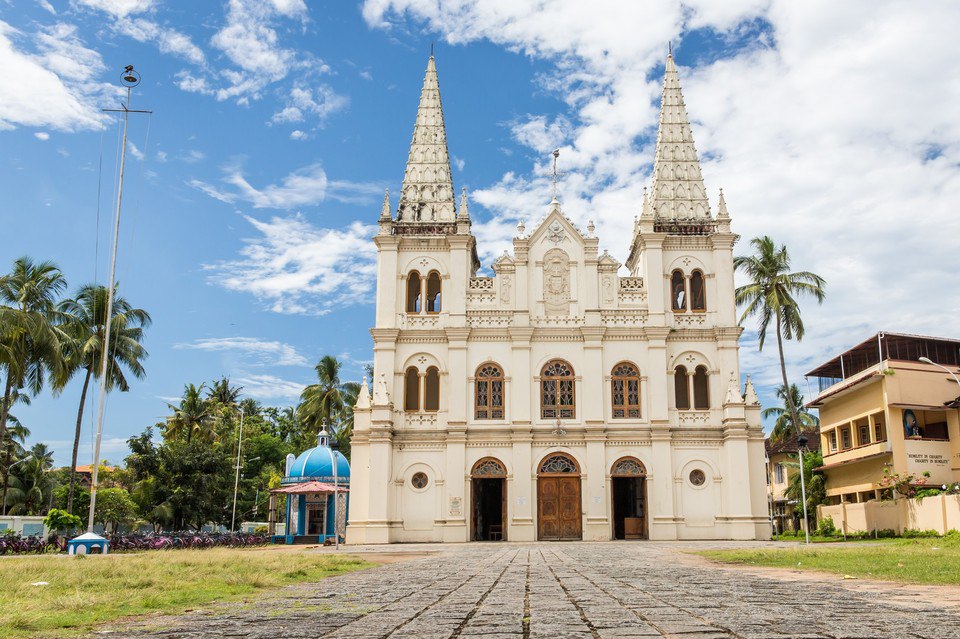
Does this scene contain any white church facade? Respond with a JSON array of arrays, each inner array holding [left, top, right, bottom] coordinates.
[[346, 53, 772, 543]]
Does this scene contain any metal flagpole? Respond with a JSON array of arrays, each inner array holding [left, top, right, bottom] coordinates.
[[797, 432, 810, 544], [87, 66, 151, 535], [231, 408, 246, 531]]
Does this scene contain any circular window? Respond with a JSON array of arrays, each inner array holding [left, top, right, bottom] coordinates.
[[411, 472, 429, 489], [689, 469, 706, 486]]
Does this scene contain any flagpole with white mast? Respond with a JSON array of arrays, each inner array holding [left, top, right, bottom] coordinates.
[[86, 66, 151, 537]]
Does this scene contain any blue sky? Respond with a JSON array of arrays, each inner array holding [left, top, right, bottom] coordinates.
[[2, 1, 959, 465]]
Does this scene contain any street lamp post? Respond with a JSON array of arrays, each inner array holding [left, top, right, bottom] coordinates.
[[796, 433, 811, 544], [919, 357, 960, 388], [329, 427, 340, 551], [230, 408, 246, 532]]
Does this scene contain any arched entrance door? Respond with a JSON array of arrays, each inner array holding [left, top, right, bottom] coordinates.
[[610, 457, 647, 540], [471, 458, 507, 541], [537, 453, 582, 541]]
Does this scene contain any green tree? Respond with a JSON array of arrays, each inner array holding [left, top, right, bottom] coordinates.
[[0, 257, 68, 507], [164, 383, 214, 443], [59, 284, 150, 512], [762, 384, 820, 442], [734, 237, 826, 442], [5, 443, 53, 515], [93, 486, 137, 532], [783, 449, 826, 530], [44, 508, 82, 535], [297, 355, 360, 450], [0, 413, 29, 513], [208, 377, 242, 407]]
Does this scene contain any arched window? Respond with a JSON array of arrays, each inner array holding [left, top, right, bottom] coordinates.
[[693, 365, 710, 410], [674, 365, 690, 410], [404, 367, 420, 411], [690, 270, 706, 312], [541, 360, 575, 419], [671, 270, 687, 312], [424, 366, 440, 412], [426, 271, 442, 313], [611, 362, 641, 418], [475, 364, 504, 420], [539, 454, 579, 474], [406, 271, 422, 313]]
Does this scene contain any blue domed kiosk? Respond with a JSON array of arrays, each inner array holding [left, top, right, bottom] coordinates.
[[271, 425, 350, 544]]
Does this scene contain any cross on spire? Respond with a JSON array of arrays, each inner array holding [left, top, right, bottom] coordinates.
[[550, 149, 566, 201]]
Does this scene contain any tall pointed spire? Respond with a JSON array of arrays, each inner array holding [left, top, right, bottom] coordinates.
[[648, 50, 711, 222], [396, 54, 456, 223]]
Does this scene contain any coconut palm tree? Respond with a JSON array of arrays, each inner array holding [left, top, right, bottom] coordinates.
[[297, 356, 360, 440], [4, 443, 53, 516], [734, 237, 826, 441], [0, 415, 29, 514], [58, 284, 151, 512], [164, 383, 215, 443], [762, 384, 820, 442], [208, 377, 242, 407], [0, 257, 68, 442]]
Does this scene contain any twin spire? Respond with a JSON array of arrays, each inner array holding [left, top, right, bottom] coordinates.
[[647, 51, 712, 221], [395, 55, 458, 223], [388, 50, 722, 234]]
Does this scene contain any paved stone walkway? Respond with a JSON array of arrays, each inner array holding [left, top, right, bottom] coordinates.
[[111, 543, 959, 639]]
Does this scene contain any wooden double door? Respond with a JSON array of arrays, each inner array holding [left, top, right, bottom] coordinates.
[[537, 476, 582, 540]]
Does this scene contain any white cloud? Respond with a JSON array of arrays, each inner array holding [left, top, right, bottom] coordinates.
[[233, 373, 306, 401], [75, 0, 155, 18], [364, 1, 960, 414], [34, 131, 50, 140], [118, 18, 206, 65], [175, 336, 309, 366], [205, 215, 377, 314], [156, 150, 168, 162], [181, 0, 314, 103], [270, 84, 349, 125], [183, 149, 205, 163], [127, 140, 145, 160], [290, 129, 307, 140], [189, 162, 382, 209], [0, 21, 112, 131], [452, 155, 465, 171]]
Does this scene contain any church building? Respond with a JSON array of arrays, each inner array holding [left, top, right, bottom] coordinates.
[[346, 52, 772, 543]]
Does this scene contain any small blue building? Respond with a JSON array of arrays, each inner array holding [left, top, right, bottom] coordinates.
[[271, 426, 350, 544]]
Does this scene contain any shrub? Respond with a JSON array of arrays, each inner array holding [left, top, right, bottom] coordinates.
[[815, 516, 837, 537], [44, 508, 83, 534], [901, 528, 940, 538]]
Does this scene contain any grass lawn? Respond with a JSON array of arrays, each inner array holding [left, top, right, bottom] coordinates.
[[697, 537, 960, 585], [0, 547, 373, 638]]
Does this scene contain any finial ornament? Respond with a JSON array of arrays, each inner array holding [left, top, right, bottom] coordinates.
[[550, 148, 565, 202], [380, 189, 391, 219], [668, 41, 673, 56], [744, 375, 760, 406], [458, 186, 469, 219], [517, 219, 526, 237], [587, 220, 595, 237]]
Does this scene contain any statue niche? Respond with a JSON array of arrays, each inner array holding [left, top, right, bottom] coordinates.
[[543, 248, 571, 316]]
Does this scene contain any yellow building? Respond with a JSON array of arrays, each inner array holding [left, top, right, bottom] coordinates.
[[806, 332, 960, 506], [765, 433, 820, 533]]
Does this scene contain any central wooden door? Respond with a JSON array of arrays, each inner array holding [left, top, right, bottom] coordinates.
[[537, 476, 582, 540]]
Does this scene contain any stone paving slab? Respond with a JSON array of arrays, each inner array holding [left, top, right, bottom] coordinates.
[[102, 543, 960, 639]]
